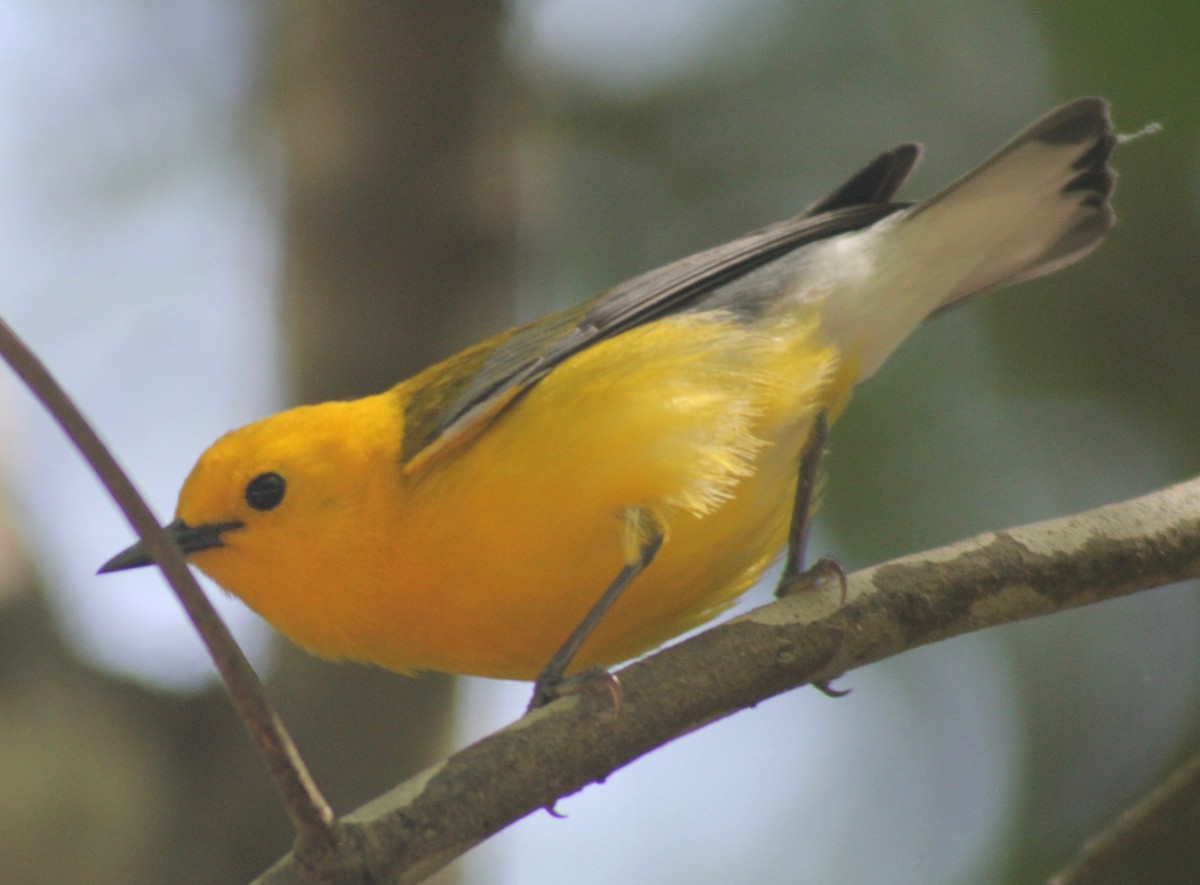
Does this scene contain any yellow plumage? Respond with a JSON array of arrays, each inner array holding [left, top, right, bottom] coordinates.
[[175, 311, 842, 678], [101, 99, 1118, 686]]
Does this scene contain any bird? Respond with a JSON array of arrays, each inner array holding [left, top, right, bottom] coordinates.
[[102, 97, 1117, 706]]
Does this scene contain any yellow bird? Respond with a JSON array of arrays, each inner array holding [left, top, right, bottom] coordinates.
[[102, 98, 1116, 704]]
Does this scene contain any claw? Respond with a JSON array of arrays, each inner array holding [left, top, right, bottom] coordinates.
[[813, 680, 852, 698], [528, 667, 624, 717], [776, 554, 847, 601]]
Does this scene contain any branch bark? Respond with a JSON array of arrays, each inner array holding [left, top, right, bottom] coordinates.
[[253, 477, 1200, 883]]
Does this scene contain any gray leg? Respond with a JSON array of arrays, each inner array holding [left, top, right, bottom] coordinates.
[[774, 411, 850, 698], [529, 525, 663, 711]]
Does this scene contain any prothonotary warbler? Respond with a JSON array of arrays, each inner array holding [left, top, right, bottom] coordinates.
[[102, 98, 1117, 705]]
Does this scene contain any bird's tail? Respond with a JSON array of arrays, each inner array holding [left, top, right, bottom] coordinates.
[[911, 96, 1116, 317], [818, 98, 1117, 380]]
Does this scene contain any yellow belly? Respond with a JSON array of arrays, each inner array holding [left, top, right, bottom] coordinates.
[[197, 310, 848, 680], [372, 312, 843, 678]]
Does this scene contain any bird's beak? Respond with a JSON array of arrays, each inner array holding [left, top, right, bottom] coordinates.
[[98, 518, 241, 574]]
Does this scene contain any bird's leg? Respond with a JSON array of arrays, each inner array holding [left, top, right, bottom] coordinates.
[[528, 509, 664, 712], [774, 411, 850, 697], [778, 410, 828, 589], [776, 411, 846, 597]]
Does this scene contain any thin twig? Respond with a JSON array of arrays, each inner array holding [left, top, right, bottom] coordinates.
[[0, 315, 339, 865], [1048, 747, 1200, 884]]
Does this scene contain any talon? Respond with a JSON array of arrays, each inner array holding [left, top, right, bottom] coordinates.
[[545, 802, 568, 819], [810, 555, 848, 603], [528, 667, 624, 716], [813, 680, 851, 698], [591, 670, 624, 719], [776, 554, 847, 601], [528, 676, 560, 711]]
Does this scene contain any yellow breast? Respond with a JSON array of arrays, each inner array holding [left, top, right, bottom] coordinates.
[[184, 310, 846, 679]]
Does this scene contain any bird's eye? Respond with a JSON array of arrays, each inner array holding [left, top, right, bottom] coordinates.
[[245, 472, 286, 511]]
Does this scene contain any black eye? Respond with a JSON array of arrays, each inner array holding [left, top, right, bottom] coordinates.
[[245, 472, 286, 511]]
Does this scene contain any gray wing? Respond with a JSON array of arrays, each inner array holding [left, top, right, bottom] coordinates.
[[402, 148, 920, 467]]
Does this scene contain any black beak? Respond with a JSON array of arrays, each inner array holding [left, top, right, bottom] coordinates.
[[98, 518, 241, 574]]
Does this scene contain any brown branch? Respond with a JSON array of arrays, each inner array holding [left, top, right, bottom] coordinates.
[[252, 477, 1200, 884], [1047, 745, 1200, 884], [7, 304, 1198, 885], [0, 315, 340, 867]]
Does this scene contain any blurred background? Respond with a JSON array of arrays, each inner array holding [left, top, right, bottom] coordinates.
[[0, 1, 1197, 882]]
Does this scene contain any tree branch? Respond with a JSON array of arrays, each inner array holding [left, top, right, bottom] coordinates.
[[253, 476, 1200, 883], [0, 316, 340, 866], [7, 289, 1197, 884]]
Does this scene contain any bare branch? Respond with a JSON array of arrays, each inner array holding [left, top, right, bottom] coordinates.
[[0, 315, 339, 864], [252, 476, 1200, 883], [7, 300, 1197, 884]]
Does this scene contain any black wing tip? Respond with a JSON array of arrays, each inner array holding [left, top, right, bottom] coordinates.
[[806, 141, 924, 214], [891, 141, 924, 166]]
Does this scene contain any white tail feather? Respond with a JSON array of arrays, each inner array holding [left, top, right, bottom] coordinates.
[[816, 98, 1115, 379]]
